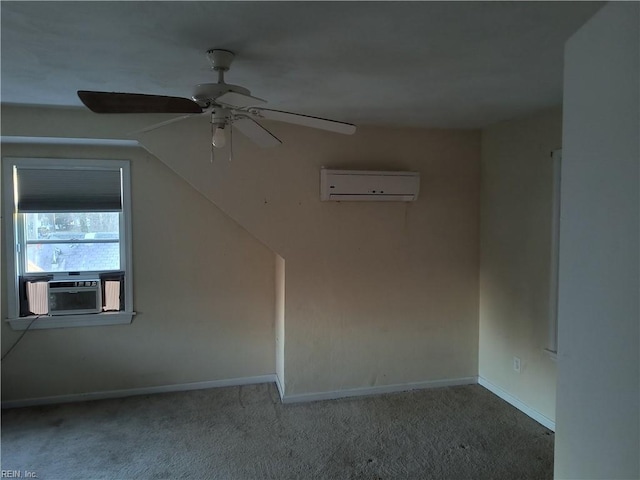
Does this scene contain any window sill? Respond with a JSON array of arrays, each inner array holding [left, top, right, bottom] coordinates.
[[544, 348, 558, 362], [5, 312, 136, 331]]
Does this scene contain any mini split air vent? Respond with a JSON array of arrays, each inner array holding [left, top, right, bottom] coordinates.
[[320, 169, 420, 202]]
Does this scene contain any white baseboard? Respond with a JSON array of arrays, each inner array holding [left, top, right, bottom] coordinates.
[[3, 373, 556, 433], [478, 376, 555, 431], [1, 374, 278, 409], [281, 376, 477, 404]]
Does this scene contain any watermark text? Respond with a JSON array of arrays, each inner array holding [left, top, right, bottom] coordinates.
[[1, 471, 38, 478]]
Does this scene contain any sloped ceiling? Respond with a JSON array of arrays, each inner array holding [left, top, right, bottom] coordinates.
[[1, 1, 601, 128]]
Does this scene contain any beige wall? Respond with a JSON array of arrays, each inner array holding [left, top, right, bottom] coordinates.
[[1, 140, 276, 401], [479, 107, 561, 421], [138, 120, 481, 396], [1, 105, 481, 400]]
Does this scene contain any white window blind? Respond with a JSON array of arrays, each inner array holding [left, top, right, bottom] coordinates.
[[16, 167, 122, 212]]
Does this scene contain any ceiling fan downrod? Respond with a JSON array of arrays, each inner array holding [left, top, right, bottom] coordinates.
[[207, 49, 235, 85]]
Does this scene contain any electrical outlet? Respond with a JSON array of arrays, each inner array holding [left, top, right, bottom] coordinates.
[[513, 356, 521, 373]]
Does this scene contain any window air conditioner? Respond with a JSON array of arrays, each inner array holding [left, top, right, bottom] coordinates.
[[48, 280, 102, 316]]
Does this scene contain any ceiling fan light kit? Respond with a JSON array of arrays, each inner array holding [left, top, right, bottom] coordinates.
[[77, 49, 356, 153], [212, 125, 227, 148]]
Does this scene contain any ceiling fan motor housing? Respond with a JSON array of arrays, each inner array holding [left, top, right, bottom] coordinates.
[[192, 83, 251, 107], [192, 50, 252, 107]]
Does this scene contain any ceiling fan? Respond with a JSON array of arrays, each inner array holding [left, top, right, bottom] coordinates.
[[77, 49, 356, 150]]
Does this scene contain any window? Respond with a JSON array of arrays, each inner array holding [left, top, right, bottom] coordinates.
[[2, 158, 134, 329]]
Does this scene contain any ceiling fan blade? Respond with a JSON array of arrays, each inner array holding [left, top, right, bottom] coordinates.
[[249, 108, 356, 135], [77, 91, 203, 114], [132, 112, 207, 135], [215, 91, 267, 109], [233, 117, 281, 148]]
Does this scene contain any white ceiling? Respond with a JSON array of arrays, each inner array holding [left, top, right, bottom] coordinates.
[[1, 1, 602, 129]]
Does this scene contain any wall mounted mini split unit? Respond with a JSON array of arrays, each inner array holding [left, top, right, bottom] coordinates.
[[320, 168, 420, 201]]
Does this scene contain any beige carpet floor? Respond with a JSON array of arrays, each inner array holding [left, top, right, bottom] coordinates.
[[1, 383, 554, 479]]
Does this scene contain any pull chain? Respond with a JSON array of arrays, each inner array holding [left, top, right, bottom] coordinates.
[[229, 121, 234, 162], [211, 122, 219, 164]]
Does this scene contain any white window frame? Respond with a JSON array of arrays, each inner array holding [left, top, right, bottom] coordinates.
[[2, 157, 135, 330]]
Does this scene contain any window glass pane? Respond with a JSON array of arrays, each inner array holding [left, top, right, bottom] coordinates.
[[24, 212, 120, 241], [25, 242, 120, 273], [24, 211, 121, 273]]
